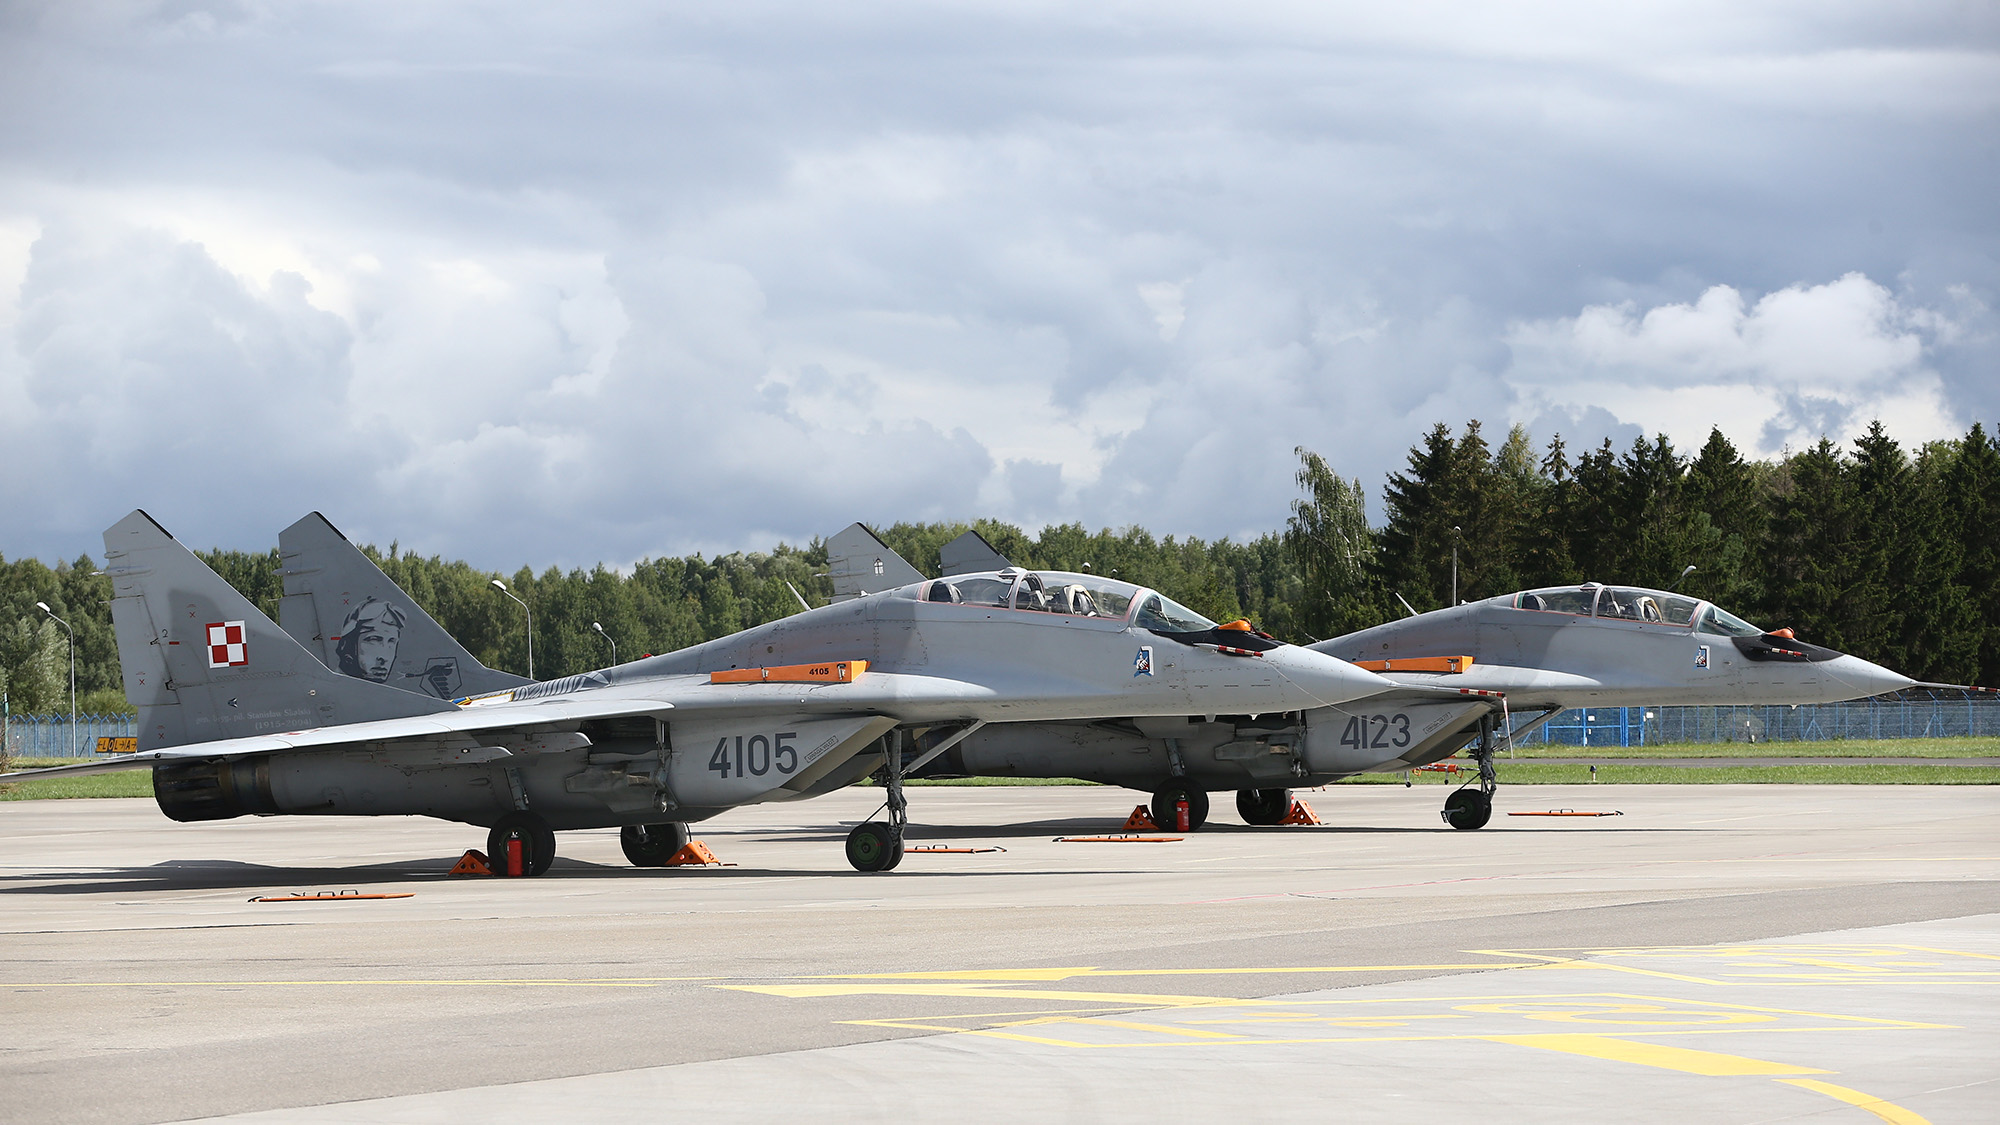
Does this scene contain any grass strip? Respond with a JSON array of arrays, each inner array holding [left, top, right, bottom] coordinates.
[[1348, 763, 2000, 785]]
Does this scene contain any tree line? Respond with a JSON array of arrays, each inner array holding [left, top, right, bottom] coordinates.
[[1287, 420, 2000, 685], [3, 417, 1996, 716]]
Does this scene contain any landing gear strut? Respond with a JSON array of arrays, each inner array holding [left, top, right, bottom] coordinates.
[[847, 734, 907, 871], [488, 810, 557, 876], [1442, 715, 1499, 830], [1236, 787, 1292, 826]]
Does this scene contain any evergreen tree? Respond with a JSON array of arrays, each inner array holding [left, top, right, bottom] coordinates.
[[1943, 422, 2000, 684], [1285, 446, 1381, 638], [1765, 439, 1857, 648]]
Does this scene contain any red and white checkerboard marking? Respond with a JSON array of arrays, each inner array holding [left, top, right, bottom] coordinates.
[[206, 621, 248, 668]]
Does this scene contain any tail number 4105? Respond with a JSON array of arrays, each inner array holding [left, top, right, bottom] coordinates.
[[709, 733, 799, 778], [1339, 713, 1410, 750]]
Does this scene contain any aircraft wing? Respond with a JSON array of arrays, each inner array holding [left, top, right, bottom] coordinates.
[[0, 666, 1032, 782]]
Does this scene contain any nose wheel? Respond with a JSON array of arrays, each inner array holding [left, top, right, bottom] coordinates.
[[1442, 715, 1500, 830]]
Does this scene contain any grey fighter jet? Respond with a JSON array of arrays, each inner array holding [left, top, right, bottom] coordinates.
[[1311, 583, 1917, 826], [0, 512, 1400, 874], [278, 520, 1511, 837], [827, 536, 1917, 832]]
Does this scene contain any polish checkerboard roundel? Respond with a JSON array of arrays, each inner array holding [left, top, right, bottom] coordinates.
[[206, 621, 248, 668]]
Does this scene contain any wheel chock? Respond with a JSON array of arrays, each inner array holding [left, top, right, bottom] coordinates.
[[1280, 800, 1324, 826], [1122, 805, 1161, 830], [665, 840, 730, 866], [447, 850, 493, 876]]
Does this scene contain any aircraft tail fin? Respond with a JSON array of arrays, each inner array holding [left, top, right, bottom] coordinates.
[[104, 510, 456, 751], [939, 529, 1013, 576], [277, 512, 533, 700], [824, 523, 927, 601]]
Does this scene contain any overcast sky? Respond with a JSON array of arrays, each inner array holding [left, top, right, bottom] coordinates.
[[2, 1, 1994, 569]]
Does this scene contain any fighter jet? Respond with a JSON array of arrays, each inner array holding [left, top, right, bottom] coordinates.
[[832, 534, 1918, 832], [0, 512, 1400, 874], [1311, 582, 1919, 826]]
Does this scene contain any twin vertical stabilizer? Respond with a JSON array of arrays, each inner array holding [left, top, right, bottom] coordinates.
[[104, 511, 455, 752]]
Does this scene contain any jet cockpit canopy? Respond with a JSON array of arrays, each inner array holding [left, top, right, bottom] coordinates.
[[891, 569, 1152, 621], [1510, 583, 1704, 627]]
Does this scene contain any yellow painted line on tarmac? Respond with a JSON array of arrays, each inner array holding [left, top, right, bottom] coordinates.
[[1778, 1078, 1932, 1125], [1069, 1017, 1242, 1039], [1481, 1032, 1827, 1074]]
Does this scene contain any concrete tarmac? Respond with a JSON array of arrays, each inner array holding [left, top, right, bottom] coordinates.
[[3, 784, 1996, 1124]]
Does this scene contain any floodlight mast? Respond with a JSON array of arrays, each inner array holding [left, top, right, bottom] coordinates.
[[34, 602, 75, 758], [490, 580, 534, 679], [592, 620, 616, 665]]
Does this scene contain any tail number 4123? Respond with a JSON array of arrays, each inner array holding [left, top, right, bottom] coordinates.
[[709, 733, 799, 778], [1339, 713, 1410, 750]]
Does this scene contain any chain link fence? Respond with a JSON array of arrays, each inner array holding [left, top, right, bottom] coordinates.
[[4, 714, 139, 759], [1516, 696, 2000, 748]]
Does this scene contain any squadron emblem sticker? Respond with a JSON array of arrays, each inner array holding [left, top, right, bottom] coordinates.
[[1133, 645, 1153, 677], [1694, 644, 1710, 670], [206, 621, 249, 668]]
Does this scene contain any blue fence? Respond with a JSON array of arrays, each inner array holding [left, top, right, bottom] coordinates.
[[1515, 699, 2000, 748], [3, 714, 138, 759]]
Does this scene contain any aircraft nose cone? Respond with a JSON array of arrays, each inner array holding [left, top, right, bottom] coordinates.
[[1825, 653, 1916, 699], [1268, 644, 1398, 707]]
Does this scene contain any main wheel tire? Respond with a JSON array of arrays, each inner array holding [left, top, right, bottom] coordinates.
[[1150, 783, 1210, 831], [488, 811, 557, 876], [620, 822, 690, 867], [1443, 789, 1493, 830], [846, 821, 900, 871], [1236, 787, 1292, 826]]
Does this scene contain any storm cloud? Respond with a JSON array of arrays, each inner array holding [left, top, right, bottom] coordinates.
[[1, 1, 1993, 566]]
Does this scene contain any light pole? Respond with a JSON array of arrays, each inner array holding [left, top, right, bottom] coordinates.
[[592, 621, 616, 666], [490, 579, 534, 679], [34, 602, 75, 758], [1450, 526, 1461, 606]]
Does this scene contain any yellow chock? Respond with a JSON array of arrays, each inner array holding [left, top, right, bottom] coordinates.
[[447, 849, 493, 877], [1280, 800, 1324, 826], [1122, 805, 1161, 831], [666, 841, 726, 866]]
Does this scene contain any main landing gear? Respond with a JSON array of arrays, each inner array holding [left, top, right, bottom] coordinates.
[[620, 822, 691, 867], [1151, 781, 1210, 831], [1236, 787, 1292, 826], [489, 810, 557, 876], [1442, 715, 1500, 830]]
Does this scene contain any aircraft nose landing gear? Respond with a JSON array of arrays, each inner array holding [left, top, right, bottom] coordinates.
[[1442, 715, 1500, 830]]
